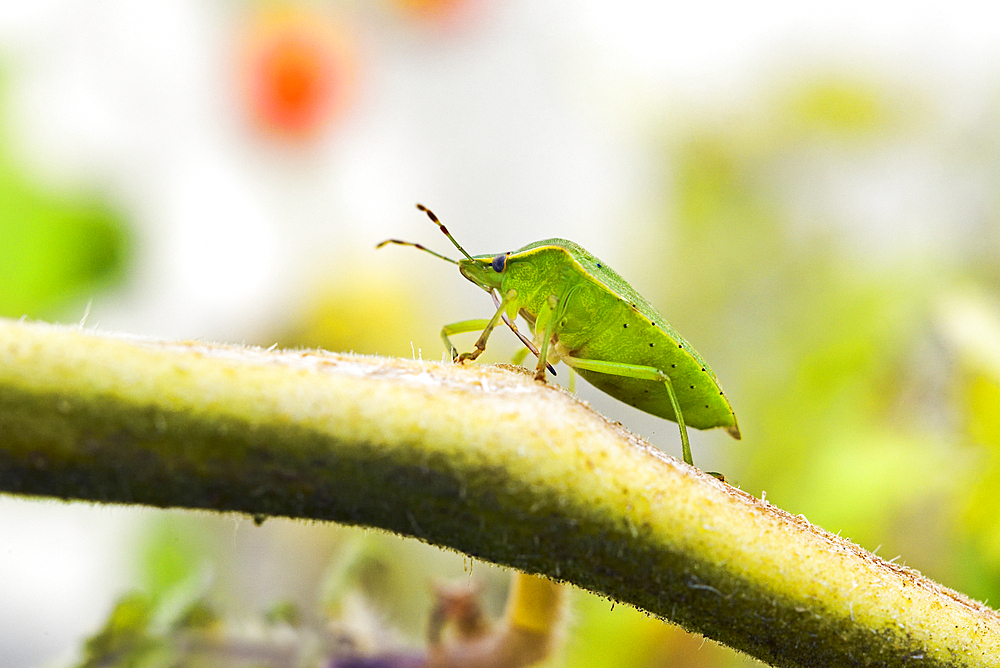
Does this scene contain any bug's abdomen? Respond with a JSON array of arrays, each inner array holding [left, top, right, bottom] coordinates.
[[564, 309, 738, 433]]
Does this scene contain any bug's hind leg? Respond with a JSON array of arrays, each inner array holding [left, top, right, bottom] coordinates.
[[559, 356, 696, 469]]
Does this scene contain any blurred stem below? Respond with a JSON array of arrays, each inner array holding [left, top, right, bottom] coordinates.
[[0, 317, 996, 668]]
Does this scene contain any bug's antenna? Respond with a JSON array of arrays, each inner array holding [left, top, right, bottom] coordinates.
[[376, 238, 459, 265], [417, 204, 477, 263]]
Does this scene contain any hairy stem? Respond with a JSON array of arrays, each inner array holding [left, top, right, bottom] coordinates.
[[0, 318, 996, 667]]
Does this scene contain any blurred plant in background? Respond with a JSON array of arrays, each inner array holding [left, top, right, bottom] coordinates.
[[0, 76, 128, 320], [239, 6, 356, 140], [3, 1, 1000, 667]]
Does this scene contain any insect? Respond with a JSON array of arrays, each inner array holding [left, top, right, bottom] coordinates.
[[378, 204, 740, 469]]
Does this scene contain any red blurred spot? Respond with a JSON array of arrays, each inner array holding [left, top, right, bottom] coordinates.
[[240, 9, 355, 140], [392, 0, 482, 29]]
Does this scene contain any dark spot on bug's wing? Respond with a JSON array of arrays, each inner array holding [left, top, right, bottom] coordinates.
[[596, 263, 602, 268], [689, 385, 695, 389], [701, 367, 706, 372], [623, 323, 628, 328], [649, 343, 654, 347], [678, 344, 683, 348], [671, 364, 677, 368]]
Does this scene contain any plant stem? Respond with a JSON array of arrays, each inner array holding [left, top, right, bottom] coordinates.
[[0, 318, 996, 667]]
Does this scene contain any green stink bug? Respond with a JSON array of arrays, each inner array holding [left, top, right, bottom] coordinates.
[[378, 204, 740, 468]]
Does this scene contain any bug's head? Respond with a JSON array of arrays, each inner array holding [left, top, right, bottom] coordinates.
[[458, 253, 508, 292]]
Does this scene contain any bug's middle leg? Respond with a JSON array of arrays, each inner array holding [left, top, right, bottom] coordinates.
[[560, 355, 695, 468], [531, 294, 561, 381]]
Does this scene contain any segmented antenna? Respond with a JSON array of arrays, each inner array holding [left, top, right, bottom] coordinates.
[[375, 204, 479, 265], [416, 204, 477, 262], [376, 238, 458, 265]]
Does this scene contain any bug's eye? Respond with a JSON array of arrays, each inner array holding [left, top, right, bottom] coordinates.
[[491, 253, 508, 273]]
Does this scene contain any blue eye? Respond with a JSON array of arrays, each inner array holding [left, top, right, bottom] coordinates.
[[491, 253, 508, 272]]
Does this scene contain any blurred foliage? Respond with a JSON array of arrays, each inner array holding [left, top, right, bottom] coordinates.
[[783, 74, 904, 139], [0, 160, 128, 319], [563, 594, 740, 668], [943, 293, 1000, 603], [87, 528, 528, 668], [0, 74, 128, 320], [79, 593, 157, 668], [75, 584, 297, 668], [77, 569, 231, 668], [139, 515, 219, 602], [278, 268, 423, 357]]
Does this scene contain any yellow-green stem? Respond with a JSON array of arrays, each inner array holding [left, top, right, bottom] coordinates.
[[0, 318, 997, 667]]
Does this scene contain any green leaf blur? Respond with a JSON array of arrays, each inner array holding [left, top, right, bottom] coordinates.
[[0, 75, 127, 319]]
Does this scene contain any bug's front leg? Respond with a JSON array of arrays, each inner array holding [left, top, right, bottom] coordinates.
[[441, 289, 520, 363], [441, 319, 493, 361]]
